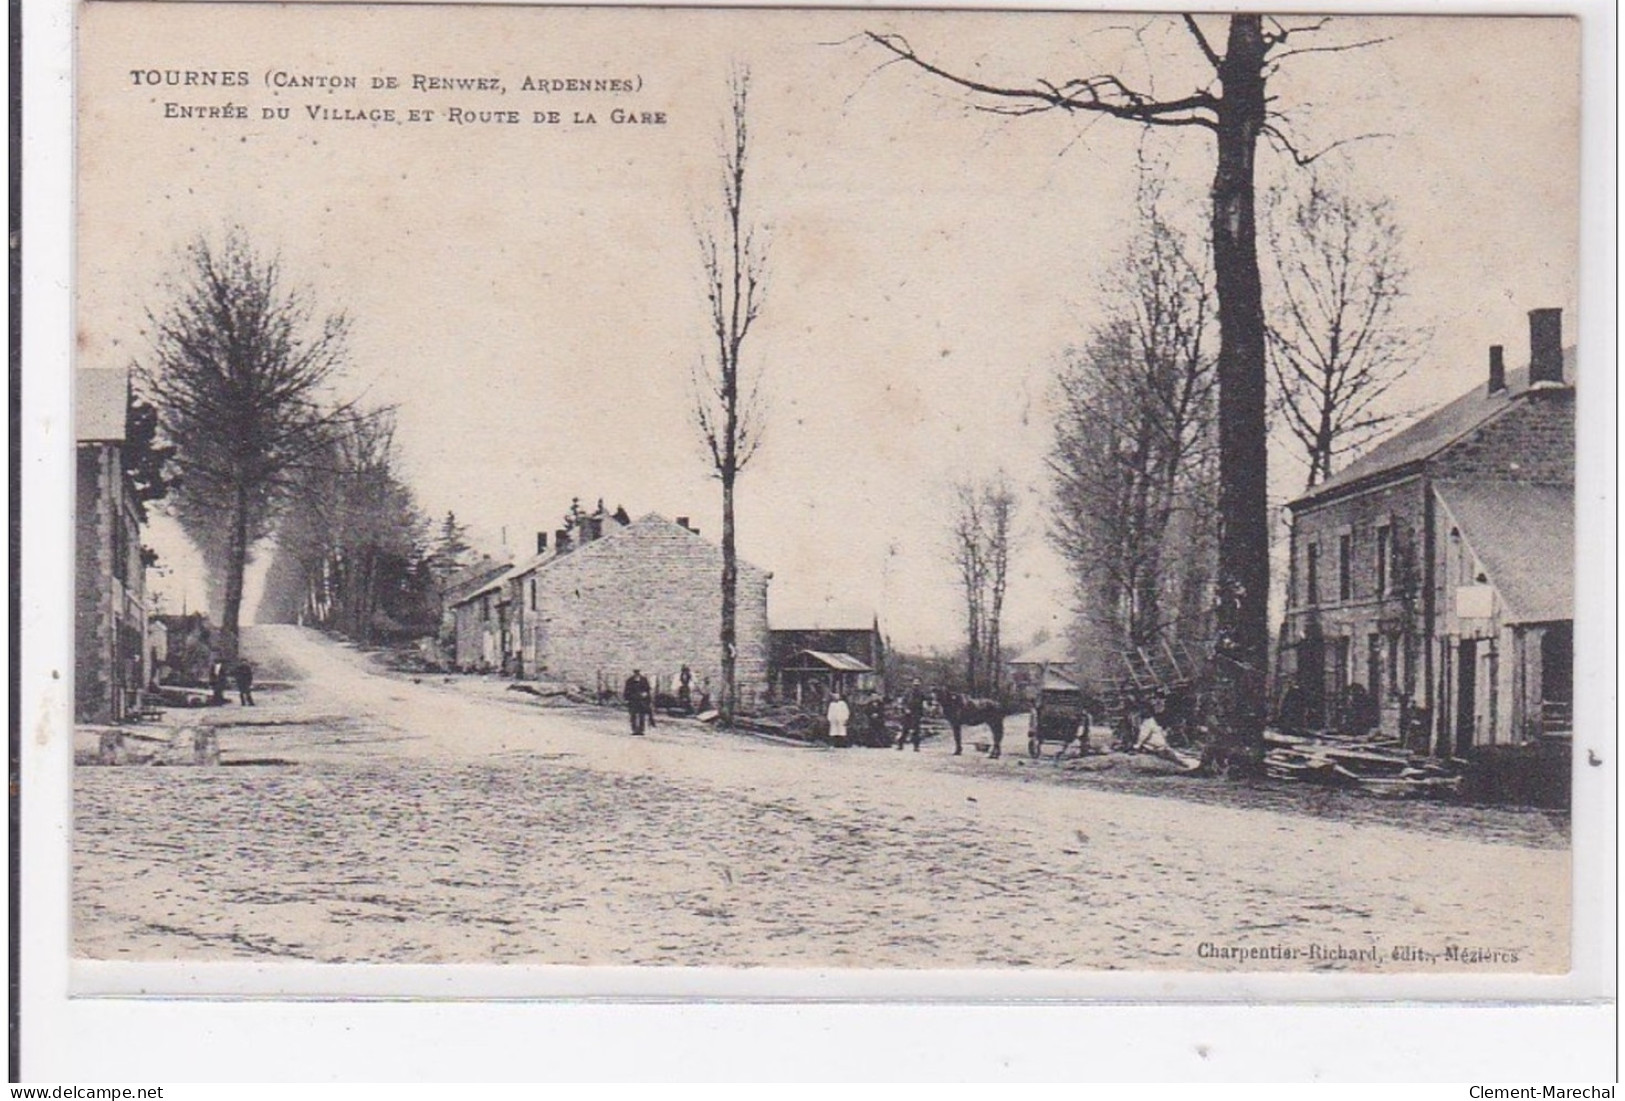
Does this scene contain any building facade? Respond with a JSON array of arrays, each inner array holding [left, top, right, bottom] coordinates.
[[1279, 309, 1575, 755], [1006, 637, 1077, 701], [453, 511, 773, 705], [75, 369, 148, 723]]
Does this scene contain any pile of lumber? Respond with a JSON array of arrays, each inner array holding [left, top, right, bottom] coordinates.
[[1264, 730, 1460, 798], [732, 707, 823, 743]]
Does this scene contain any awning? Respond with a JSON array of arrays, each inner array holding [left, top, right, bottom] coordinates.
[[786, 649, 874, 674]]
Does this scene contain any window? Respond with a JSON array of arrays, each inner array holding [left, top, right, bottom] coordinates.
[[1306, 542, 1320, 605], [1367, 634, 1382, 701], [1376, 524, 1392, 597], [1387, 635, 1401, 699], [529, 578, 537, 611], [1338, 533, 1352, 602]]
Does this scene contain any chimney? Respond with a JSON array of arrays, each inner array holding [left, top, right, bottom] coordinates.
[[585, 517, 603, 542], [676, 516, 690, 531], [1529, 307, 1564, 387], [555, 528, 571, 554], [1487, 345, 1506, 394], [536, 531, 548, 555]]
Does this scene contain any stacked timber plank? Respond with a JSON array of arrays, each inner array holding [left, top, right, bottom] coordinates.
[[1264, 730, 1461, 798]]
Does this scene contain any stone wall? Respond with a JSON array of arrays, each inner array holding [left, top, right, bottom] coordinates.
[[1282, 475, 1431, 739], [1433, 390, 1575, 485], [76, 447, 115, 722], [75, 444, 144, 723], [529, 516, 770, 704]]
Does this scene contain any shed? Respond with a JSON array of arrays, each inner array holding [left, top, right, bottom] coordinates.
[[778, 648, 876, 706]]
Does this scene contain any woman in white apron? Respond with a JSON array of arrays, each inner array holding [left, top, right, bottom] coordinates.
[[827, 692, 851, 748]]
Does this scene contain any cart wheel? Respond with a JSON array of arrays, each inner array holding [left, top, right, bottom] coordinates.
[[1027, 735, 1040, 759]]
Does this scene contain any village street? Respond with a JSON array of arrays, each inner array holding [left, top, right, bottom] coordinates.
[[74, 626, 1570, 971]]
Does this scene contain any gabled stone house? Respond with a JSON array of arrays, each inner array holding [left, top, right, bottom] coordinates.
[[452, 510, 773, 705], [1279, 308, 1575, 755]]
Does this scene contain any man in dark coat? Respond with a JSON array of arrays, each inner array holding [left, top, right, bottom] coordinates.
[[897, 679, 926, 751], [232, 658, 255, 706], [624, 669, 652, 735]]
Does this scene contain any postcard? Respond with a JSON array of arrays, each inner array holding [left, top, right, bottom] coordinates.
[[28, 2, 1614, 1076]]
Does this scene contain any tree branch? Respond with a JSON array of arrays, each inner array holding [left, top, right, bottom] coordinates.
[[864, 31, 1218, 129], [1182, 15, 1223, 72]]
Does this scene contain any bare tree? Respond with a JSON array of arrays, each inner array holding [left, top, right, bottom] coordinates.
[[138, 231, 356, 660], [269, 409, 429, 642], [865, 15, 1388, 760], [1266, 173, 1425, 490], [949, 475, 1016, 696], [692, 68, 768, 725], [1051, 189, 1218, 673]]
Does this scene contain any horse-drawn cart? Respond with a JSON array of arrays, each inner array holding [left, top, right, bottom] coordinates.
[[1027, 668, 1092, 759]]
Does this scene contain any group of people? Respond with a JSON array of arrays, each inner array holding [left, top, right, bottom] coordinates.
[[208, 656, 255, 706], [621, 664, 713, 735], [1274, 676, 1381, 738], [825, 679, 929, 750], [617, 666, 933, 751]]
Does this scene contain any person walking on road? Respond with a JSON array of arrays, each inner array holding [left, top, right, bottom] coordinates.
[[624, 668, 653, 735], [897, 679, 925, 751], [232, 658, 256, 706], [827, 691, 851, 748]]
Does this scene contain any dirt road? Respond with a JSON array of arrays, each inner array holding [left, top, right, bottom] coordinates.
[[74, 626, 1569, 969]]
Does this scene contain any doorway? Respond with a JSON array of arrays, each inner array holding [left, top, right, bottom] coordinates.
[[1455, 639, 1478, 755]]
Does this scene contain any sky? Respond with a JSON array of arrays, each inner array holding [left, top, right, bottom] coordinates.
[[75, 6, 1580, 651]]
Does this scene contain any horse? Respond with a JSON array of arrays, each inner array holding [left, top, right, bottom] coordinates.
[[934, 688, 1011, 758]]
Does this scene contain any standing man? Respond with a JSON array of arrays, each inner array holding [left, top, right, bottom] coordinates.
[[677, 665, 693, 711], [624, 668, 652, 735], [897, 679, 925, 751], [827, 691, 851, 748], [232, 657, 255, 706]]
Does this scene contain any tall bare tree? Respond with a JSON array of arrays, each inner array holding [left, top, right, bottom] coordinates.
[[1266, 174, 1425, 490], [866, 15, 1387, 761], [693, 68, 768, 724], [1051, 189, 1217, 673], [138, 231, 355, 660], [949, 475, 1016, 696]]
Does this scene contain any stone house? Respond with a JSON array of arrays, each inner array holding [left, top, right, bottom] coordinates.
[[75, 368, 148, 723], [453, 510, 773, 705], [446, 557, 515, 670], [1279, 308, 1575, 755], [1005, 637, 1077, 701]]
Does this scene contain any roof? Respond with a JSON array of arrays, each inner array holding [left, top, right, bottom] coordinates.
[[77, 369, 128, 442], [448, 512, 769, 608], [787, 649, 874, 673], [445, 558, 514, 604], [1294, 349, 1575, 507], [768, 597, 876, 633], [1037, 668, 1082, 693], [1435, 481, 1573, 624], [1009, 638, 1074, 666]]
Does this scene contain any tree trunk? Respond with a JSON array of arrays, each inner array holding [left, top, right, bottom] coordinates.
[[1209, 15, 1271, 762], [720, 470, 738, 725], [220, 481, 249, 662]]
